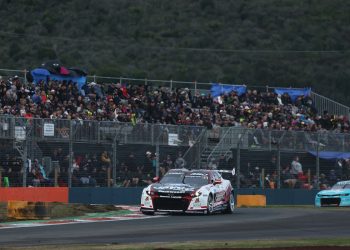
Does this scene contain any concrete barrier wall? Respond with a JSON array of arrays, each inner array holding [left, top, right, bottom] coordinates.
[[237, 189, 318, 205], [0, 187, 318, 205], [69, 187, 143, 205], [69, 188, 318, 205]]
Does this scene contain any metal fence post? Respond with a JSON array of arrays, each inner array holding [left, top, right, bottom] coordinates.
[[156, 143, 160, 177], [316, 132, 320, 189], [261, 168, 265, 189], [112, 138, 117, 187], [22, 140, 27, 187], [24, 69, 27, 85], [151, 124, 154, 146], [197, 141, 201, 169], [97, 121, 100, 143], [277, 144, 281, 189], [68, 121, 73, 188], [236, 143, 241, 189]]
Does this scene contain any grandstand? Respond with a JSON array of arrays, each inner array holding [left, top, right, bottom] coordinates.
[[0, 69, 349, 190]]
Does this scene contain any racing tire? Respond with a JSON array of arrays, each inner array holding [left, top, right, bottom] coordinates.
[[204, 194, 214, 215], [141, 210, 155, 216], [223, 191, 235, 214]]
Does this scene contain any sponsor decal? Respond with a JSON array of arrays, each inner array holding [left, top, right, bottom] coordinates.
[[215, 191, 225, 202], [159, 195, 182, 199]]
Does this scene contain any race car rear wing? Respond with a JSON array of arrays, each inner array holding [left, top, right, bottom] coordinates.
[[218, 168, 235, 176]]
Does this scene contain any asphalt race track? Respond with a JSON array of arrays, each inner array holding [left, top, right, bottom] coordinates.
[[0, 207, 350, 247]]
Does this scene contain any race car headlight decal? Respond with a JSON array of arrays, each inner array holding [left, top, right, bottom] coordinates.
[[191, 191, 202, 197], [146, 187, 155, 196], [340, 193, 350, 196]]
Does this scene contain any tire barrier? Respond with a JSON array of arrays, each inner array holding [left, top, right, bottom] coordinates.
[[7, 201, 51, 220]]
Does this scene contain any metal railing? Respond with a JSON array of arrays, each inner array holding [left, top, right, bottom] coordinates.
[[207, 127, 241, 164], [182, 128, 208, 169], [311, 91, 350, 118]]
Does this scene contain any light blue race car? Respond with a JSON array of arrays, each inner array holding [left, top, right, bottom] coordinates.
[[315, 180, 350, 207]]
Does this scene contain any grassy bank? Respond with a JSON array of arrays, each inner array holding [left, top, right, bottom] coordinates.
[[0, 202, 124, 222]]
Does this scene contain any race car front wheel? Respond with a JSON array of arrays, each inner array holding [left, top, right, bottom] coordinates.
[[205, 194, 214, 215]]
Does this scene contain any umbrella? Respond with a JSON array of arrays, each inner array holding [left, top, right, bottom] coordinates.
[[68, 67, 88, 76], [60, 66, 70, 75], [31, 68, 50, 76]]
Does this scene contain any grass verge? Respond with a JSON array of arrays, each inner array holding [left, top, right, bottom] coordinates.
[[0, 202, 125, 222], [2, 238, 350, 250]]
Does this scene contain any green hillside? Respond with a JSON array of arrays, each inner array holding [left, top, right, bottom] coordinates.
[[0, 0, 349, 105]]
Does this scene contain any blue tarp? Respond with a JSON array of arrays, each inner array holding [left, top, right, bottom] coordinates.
[[309, 151, 350, 160], [211, 83, 247, 97], [31, 68, 86, 90], [274, 87, 311, 102]]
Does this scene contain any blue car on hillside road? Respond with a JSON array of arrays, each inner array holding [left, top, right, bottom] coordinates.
[[315, 180, 350, 207]]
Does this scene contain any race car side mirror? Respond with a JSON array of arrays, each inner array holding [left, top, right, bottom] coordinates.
[[152, 176, 160, 183], [213, 179, 222, 185]]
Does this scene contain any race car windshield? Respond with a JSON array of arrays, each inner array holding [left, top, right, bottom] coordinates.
[[160, 173, 184, 184], [183, 174, 209, 187], [332, 183, 350, 190]]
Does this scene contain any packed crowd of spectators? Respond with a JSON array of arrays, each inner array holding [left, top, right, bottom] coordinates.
[[1, 75, 350, 188], [0, 76, 349, 133]]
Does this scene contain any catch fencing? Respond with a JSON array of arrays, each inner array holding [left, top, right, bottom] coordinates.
[[0, 117, 205, 188], [207, 127, 350, 190], [1, 116, 350, 190]]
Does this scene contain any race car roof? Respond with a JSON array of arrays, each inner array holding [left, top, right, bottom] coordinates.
[[336, 180, 350, 185]]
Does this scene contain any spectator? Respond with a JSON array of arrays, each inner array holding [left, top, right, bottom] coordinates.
[[162, 154, 173, 169], [334, 159, 343, 180], [208, 157, 218, 170], [328, 169, 338, 186], [218, 154, 228, 169], [143, 151, 154, 174], [281, 165, 297, 188], [127, 153, 138, 173], [174, 152, 186, 169], [28, 159, 52, 187], [291, 156, 303, 177]]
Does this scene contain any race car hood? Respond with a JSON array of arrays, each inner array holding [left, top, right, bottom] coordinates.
[[152, 183, 196, 193], [317, 189, 350, 196]]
